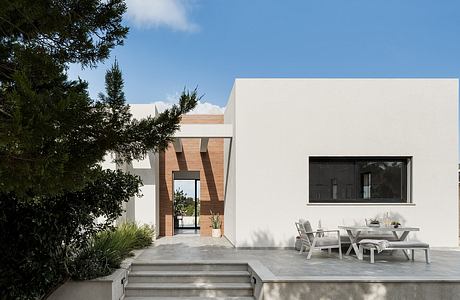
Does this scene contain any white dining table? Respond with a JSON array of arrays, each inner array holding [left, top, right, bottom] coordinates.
[[338, 225, 420, 260]]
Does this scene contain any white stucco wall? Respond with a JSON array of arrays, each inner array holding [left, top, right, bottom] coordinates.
[[105, 104, 159, 229], [100, 152, 117, 171], [128, 104, 159, 228], [231, 78, 458, 247], [126, 151, 159, 227], [224, 86, 237, 245]]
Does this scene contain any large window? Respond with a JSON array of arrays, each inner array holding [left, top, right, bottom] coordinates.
[[309, 157, 410, 204]]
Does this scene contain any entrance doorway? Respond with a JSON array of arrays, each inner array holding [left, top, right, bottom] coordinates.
[[173, 171, 200, 235]]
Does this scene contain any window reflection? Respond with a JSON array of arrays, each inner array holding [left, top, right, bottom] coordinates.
[[309, 158, 409, 203]]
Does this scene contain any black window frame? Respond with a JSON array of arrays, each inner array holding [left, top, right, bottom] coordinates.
[[308, 156, 411, 204]]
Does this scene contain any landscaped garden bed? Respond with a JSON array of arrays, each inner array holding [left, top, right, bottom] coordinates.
[[48, 223, 154, 300]]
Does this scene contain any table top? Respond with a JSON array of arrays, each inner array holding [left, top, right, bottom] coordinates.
[[338, 225, 419, 232]]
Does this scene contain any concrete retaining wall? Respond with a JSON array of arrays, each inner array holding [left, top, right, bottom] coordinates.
[[47, 268, 126, 300], [260, 281, 460, 300], [48, 250, 142, 300]]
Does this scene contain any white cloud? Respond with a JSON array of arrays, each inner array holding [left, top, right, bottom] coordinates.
[[125, 0, 198, 32], [152, 101, 174, 114], [189, 101, 225, 114], [152, 100, 225, 115]]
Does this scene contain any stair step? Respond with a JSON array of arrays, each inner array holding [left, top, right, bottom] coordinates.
[[125, 297, 255, 300], [125, 283, 253, 297], [131, 262, 248, 272], [129, 270, 251, 283], [126, 282, 253, 290]]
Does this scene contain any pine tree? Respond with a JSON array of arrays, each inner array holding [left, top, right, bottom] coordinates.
[[0, 1, 199, 298]]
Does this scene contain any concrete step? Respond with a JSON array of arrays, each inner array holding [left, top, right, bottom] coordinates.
[[125, 297, 255, 300], [125, 283, 253, 297], [129, 270, 251, 283], [131, 262, 248, 272]]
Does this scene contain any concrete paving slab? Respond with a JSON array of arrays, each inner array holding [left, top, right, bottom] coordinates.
[[137, 236, 460, 282]]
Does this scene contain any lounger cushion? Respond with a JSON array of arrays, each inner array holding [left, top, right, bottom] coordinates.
[[314, 237, 340, 247], [387, 241, 429, 248]]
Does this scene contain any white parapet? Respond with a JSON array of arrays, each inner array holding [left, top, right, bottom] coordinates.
[[175, 124, 233, 138]]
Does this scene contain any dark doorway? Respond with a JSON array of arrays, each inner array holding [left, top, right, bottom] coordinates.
[[173, 171, 200, 234]]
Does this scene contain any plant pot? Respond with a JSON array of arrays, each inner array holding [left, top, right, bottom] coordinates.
[[295, 236, 301, 251], [211, 228, 221, 238]]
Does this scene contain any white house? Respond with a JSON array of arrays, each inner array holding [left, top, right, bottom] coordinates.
[[105, 78, 459, 248]]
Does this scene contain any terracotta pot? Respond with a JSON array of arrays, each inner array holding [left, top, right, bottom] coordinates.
[[211, 228, 221, 238]]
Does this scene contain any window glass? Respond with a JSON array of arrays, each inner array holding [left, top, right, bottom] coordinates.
[[309, 158, 409, 203]]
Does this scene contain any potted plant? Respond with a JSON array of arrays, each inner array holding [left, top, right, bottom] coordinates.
[[368, 218, 380, 227], [209, 210, 222, 237]]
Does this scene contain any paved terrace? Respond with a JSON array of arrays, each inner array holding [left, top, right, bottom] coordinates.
[[136, 235, 460, 281]]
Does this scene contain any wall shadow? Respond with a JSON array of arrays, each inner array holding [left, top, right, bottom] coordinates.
[[176, 151, 189, 171], [200, 152, 219, 201]]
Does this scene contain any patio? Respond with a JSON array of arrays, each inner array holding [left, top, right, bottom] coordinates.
[[134, 235, 460, 299], [137, 235, 460, 279]]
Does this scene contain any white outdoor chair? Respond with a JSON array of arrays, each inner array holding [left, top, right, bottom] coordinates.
[[295, 221, 342, 260]]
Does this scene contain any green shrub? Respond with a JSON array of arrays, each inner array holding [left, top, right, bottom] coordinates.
[[0, 171, 141, 300], [70, 222, 154, 280], [126, 223, 156, 249]]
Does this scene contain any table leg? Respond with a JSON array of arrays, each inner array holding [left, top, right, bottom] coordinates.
[[392, 231, 411, 260], [345, 230, 355, 255], [345, 230, 362, 259]]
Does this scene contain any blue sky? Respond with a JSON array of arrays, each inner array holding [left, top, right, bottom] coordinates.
[[175, 180, 200, 200], [69, 0, 460, 110]]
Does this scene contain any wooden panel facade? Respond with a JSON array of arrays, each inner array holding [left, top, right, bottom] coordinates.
[[159, 115, 224, 236]]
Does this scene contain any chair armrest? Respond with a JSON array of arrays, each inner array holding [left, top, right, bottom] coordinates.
[[309, 230, 342, 247], [306, 230, 341, 240], [318, 230, 340, 234]]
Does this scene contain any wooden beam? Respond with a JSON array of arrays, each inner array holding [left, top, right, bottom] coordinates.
[[200, 138, 209, 153], [172, 138, 182, 152]]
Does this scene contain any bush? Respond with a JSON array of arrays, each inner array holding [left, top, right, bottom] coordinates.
[[0, 170, 141, 300], [70, 223, 154, 280], [112, 222, 155, 250]]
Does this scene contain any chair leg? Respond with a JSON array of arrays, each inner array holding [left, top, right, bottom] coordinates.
[[300, 242, 309, 254], [370, 248, 375, 264], [359, 245, 363, 260], [328, 248, 332, 255], [338, 245, 343, 260], [425, 249, 431, 264], [306, 246, 315, 260], [307, 239, 317, 260], [411, 250, 415, 261]]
